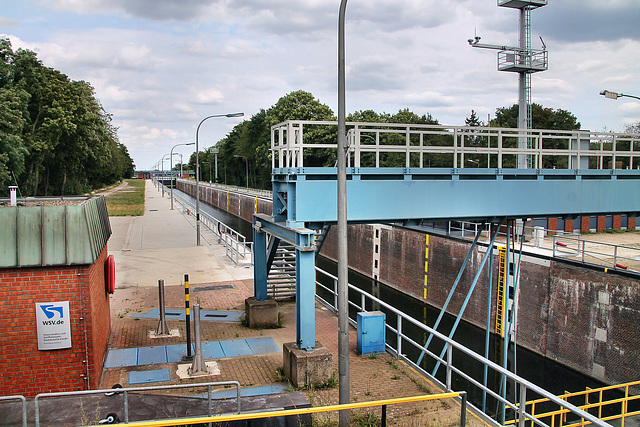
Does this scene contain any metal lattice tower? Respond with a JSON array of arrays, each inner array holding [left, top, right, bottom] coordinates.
[[469, 0, 548, 168]]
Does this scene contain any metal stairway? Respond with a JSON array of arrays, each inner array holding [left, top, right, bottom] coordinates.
[[267, 242, 296, 299]]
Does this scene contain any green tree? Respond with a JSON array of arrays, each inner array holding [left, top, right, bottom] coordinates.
[[491, 103, 581, 168], [0, 38, 134, 196], [491, 103, 580, 130]]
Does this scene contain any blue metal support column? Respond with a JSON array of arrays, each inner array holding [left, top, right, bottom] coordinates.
[[253, 213, 317, 350], [296, 245, 316, 350], [253, 219, 268, 301]]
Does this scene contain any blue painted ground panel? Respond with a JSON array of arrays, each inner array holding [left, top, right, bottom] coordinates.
[[104, 348, 138, 368], [201, 310, 243, 322], [129, 369, 170, 385], [245, 337, 280, 355], [137, 346, 167, 365], [133, 308, 184, 320], [132, 309, 242, 322], [201, 341, 225, 359], [220, 339, 254, 357], [165, 344, 194, 363]]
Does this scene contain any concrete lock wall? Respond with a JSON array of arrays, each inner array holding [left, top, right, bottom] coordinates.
[[0, 246, 111, 397], [178, 182, 640, 386]]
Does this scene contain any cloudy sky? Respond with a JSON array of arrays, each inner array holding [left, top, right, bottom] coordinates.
[[2, 0, 639, 170]]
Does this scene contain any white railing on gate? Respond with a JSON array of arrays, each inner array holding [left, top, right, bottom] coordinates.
[[272, 120, 640, 170]]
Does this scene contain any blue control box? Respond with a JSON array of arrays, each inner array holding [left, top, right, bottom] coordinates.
[[357, 311, 386, 355]]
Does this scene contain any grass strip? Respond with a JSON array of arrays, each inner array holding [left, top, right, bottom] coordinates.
[[105, 179, 145, 216]]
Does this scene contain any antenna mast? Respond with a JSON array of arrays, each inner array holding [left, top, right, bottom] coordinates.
[[468, 0, 548, 168]]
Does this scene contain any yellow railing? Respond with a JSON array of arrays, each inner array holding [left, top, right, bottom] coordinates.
[[505, 380, 640, 427], [88, 391, 465, 427]]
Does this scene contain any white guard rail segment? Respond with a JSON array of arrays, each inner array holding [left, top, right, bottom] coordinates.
[[271, 120, 640, 169], [314, 266, 611, 427], [171, 190, 253, 266], [33, 381, 241, 426], [0, 395, 27, 427]]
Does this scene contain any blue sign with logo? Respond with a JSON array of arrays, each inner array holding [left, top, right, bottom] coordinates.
[[35, 301, 71, 350]]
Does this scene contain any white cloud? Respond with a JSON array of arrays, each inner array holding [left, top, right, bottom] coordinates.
[[4, 0, 639, 168]]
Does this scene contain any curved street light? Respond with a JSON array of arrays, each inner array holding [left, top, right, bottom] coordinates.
[[600, 90, 640, 101], [195, 112, 244, 246], [170, 142, 195, 210], [233, 155, 248, 188]]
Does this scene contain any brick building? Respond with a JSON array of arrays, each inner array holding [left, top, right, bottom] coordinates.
[[0, 196, 112, 397]]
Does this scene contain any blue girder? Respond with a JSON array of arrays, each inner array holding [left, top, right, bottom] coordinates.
[[273, 167, 640, 228]]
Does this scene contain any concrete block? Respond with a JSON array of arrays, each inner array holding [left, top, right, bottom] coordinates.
[[283, 341, 333, 388], [245, 297, 278, 328]]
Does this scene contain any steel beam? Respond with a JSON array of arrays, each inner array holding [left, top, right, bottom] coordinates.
[[273, 168, 640, 226]]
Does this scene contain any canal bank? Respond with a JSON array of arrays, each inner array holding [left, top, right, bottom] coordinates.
[[176, 179, 640, 390]]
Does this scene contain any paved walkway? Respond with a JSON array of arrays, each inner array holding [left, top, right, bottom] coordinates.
[[103, 180, 487, 426]]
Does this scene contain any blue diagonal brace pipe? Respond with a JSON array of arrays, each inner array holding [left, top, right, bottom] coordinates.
[[432, 223, 501, 377], [416, 228, 484, 366]]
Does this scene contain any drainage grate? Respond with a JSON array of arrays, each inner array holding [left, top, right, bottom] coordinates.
[[205, 314, 228, 318], [193, 284, 235, 292]]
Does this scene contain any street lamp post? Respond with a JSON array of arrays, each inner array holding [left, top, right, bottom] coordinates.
[[195, 112, 244, 246], [170, 142, 195, 210], [600, 90, 640, 101], [160, 153, 176, 198], [337, 2, 350, 426], [202, 161, 212, 184], [233, 155, 248, 188]]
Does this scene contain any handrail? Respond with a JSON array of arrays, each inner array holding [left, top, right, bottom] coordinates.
[[271, 120, 640, 170], [0, 395, 27, 427], [505, 380, 640, 427], [34, 381, 241, 427], [313, 266, 611, 427], [172, 191, 253, 265], [88, 391, 467, 427]]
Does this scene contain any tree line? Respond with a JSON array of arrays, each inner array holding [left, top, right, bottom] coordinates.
[[0, 39, 134, 197], [188, 90, 589, 189]]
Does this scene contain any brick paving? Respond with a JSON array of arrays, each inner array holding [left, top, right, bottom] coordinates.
[[103, 276, 487, 426]]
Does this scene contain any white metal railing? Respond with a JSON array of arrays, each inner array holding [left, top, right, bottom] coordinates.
[[198, 180, 272, 200], [172, 191, 253, 265], [313, 266, 609, 427], [421, 221, 640, 274], [271, 120, 640, 170], [33, 381, 241, 426], [552, 234, 640, 273]]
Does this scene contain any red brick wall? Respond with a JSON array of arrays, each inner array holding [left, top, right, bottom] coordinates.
[[581, 217, 591, 233], [0, 246, 110, 397]]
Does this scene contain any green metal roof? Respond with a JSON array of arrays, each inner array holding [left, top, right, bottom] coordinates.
[[0, 196, 111, 268]]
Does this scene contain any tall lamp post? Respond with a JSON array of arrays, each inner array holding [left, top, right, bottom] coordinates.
[[202, 161, 212, 184], [233, 155, 248, 188], [337, 2, 350, 426], [160, 153, 176, 198], [170, 142, 194, 210], [195, 112, 244, 246], [600, 90, 640, 101]]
